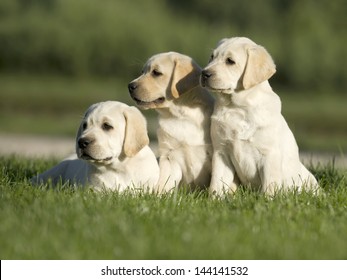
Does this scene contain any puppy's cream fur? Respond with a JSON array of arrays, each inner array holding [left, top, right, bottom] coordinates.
[[201, 37, 318, 196], [129, 52, 214, 192], [31, 101, 159, 191]]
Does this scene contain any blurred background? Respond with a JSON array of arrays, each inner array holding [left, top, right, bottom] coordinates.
[[0, 0, 346, 158]]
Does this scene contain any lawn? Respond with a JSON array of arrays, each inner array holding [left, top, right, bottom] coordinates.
[[1, 156, 346, 259]]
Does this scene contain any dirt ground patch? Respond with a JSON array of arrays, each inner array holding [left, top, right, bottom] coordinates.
[[0, 133, 75, 158]]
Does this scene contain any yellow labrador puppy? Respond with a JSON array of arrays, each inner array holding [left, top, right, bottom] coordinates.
[[128, 52, 215, 192], [201, 37, 318, 196], [31, 101, 159, 191]]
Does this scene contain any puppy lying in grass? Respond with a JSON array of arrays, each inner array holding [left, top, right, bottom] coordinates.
[[201, 37, 319, 196], [31, 101, 159, 191]]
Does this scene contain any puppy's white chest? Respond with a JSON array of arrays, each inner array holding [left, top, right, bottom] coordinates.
[[212, 107, 255, 141], [212, 106, 262, 185], [158, 118, 205, 149]]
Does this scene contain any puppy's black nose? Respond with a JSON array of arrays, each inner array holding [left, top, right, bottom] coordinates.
[[78, 138, 93, 149], [201, 70, 213, 80], [128, 82, 138, 94]]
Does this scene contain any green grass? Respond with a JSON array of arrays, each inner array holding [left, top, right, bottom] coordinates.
[[1, 156, 346, 259]]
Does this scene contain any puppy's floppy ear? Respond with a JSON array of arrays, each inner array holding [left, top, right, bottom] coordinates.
[[170, 58, 201, 98], [123, 106, 149, 157], [242, 45, 276, 90]]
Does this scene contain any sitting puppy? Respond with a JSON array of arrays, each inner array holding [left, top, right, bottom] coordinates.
[[200, 37, 318, 196], [128, 52, 215, 193], [31, 101, 159, 191]]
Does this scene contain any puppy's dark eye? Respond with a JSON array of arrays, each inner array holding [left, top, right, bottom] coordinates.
[[82, 122, 87, 130], [152, 69, 162, 77], [209, 54, 214, 63], [102, 123, 113, 131], [226, 58, 235, 65]]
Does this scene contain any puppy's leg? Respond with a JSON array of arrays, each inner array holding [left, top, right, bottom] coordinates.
[[260, 152, 283, 196], [297, 163, 320, 193], [156, 157, 182, 193], [209, 151, 238, 197]]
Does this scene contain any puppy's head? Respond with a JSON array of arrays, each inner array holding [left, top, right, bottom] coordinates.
[[128, 52, 202, 109], [201, 37, 276, 94], [76, 101, 149, 165]]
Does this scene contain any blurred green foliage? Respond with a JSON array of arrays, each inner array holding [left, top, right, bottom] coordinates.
[[0, 0, 346, 152], [0, 0, 346, 92]]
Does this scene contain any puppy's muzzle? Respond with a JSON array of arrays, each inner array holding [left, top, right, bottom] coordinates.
[[200, 70, 213, 87], [128, 82, 138, 95], [128, 82, 141, 103], [78, 137, 94, 149]]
